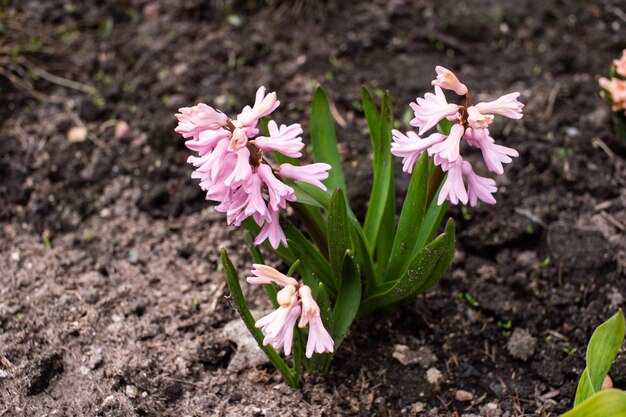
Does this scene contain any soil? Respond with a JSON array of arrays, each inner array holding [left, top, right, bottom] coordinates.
[[1, 0, 626, 416]]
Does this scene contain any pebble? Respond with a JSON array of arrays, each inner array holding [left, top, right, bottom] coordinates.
[[455, 389, 474, 402], [10, 251, 20, 262], [507, 328, 536, 361], [426, 367, 443, 386], [392, 344, 438, 367], [67, 126, 88, 142], [125, 385, 139, 398], [223, 317, 270, 372], [515, 251, 538, 268]]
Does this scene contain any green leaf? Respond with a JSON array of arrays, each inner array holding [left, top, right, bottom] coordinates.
[[219, 248, 298, 387], [363, 93, 394, 259], [414, 218, 455, 294], [287, 225, 335, 297], [563, 390, 626, 417], [310, 86, 346, 193], [244, 231, 278, 308], [574, 310, 625, 406], [287, 259, 301, 277], [386, 152, 429, 281], [415, 184, 449, 252], [327, 188, 353, 290], [358, 231, 448, 316], [331, 251, 361, 347]]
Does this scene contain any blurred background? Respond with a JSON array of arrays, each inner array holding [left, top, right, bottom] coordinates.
[[1, 1, 625, 416]]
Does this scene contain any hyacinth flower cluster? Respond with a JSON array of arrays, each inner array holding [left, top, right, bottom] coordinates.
[[392, 66, 523, 206], [599, 49, 626, 116], [175, 87, 331, 249], [178, 69, 524, 387], [248, 264, 334, 358], [599, 49, 626, 140]]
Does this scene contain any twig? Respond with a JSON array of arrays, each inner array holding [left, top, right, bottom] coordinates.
[[543, 82, 561, 120], [591, 137, 615, 160], [20, 58, 98, 96]]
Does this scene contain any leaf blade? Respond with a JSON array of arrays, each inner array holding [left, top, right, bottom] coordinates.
[[331, 251, 361, 348], [386, 152, 429, 280], [310, 86, 346, 193]]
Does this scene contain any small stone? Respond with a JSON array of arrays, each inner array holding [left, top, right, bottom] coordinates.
[[392, 344, 412, 365], [67, 126, 88, 142], [507, 328, 536, 361], [455, 389, 474, 402], [87, 347, 103, 369], [102, 395, 116, 407], [405, 402, 425, 414], [115, 121, 130, 139], [426, 367, 443, 386], [392, 344, 437, 367], [601, 375, 613, 390], [515, 251, 538, 268], [10, 251, 20, 262], [223, 316, 270, 371], [0, 369, 8, 378], [125, 385, 139, 398]]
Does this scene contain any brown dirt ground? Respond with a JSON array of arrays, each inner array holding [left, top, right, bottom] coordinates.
[[1, 1, 626, 416]]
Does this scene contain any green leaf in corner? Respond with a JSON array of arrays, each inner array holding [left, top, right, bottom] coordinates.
[[219, 248, 298, 387], [574, 310, 625, 406], [331, 251, 361, 348], [310, 86, 346, 193], [386, 152, 429, 281], [327, 188, 353, 290], [563, 390, 626, 417]]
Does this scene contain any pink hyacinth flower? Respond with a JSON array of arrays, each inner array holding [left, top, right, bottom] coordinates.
[[298, 285, 334, 358], [475, 92, 524, 120], [175, 103, 228, 138], [254, 208, 288, 249], [254, 121, 304, 158], [466, 106, 494, 129], [599, 77, 626, 112], [258, 164, 296, 211], [224, 147, 252, 186], [185, 129, 231, 156], [431, 66, 468, 96], [247, 264, 298, 287], [236, 86, 280, 127], [427, 123, 465, 164], [256, 298, 301, 356], [278, 163, 332, 191], [409, 86, 460, 135], [391, 130, 446, 173], [305, 316, 334, 358], [462, 161, 497, 206], [614, 50, 626, 78], [438, 158, 467, 205], [464, 128, 518, 175]]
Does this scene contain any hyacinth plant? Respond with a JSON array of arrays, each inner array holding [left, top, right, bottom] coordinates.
[[175, 67, 524, 387], [599, 49, 626, 138]]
